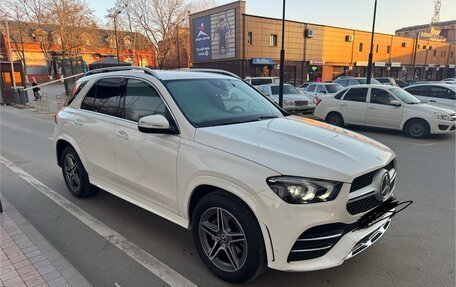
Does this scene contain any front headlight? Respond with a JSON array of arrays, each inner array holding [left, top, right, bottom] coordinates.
[[267, 176, 342, 204], [435, 112, 452, 121]]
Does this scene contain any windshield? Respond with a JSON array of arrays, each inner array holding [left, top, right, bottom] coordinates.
[[389, 88, 422, 104], [164, 79, 284, 127], [357, 78, 381, 84], [326, 84, 343, 93], [271, 85, 300, 95]]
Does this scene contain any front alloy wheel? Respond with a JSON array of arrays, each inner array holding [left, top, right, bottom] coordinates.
[[63, 153, 81, 192], [199, 207, 248, 272]]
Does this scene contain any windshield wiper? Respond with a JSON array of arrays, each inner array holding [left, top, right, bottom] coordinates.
[[258, 115, 279, 120]]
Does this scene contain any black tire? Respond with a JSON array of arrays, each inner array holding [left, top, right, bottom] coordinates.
[[326, 112, 344, 127], [60, 146, 98, 197], [404, 119, 430, 139], [191, 191, 267, 283]]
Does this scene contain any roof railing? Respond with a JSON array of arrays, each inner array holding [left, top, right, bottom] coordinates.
[[84, 66, 160, 79]]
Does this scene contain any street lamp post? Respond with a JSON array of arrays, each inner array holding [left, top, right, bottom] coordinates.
[[176, 18, 185, 69], [366, 0, 377, 84], [109, 9, 122, 65], [278, 0, 286, 108]]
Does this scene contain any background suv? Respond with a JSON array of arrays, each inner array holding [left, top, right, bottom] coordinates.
[[334, 77, 381, 87], [55, 67, 402, 282]]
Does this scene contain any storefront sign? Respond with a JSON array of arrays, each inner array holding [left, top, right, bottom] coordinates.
[[356, 61, 368, 67], [391, 62, 401, 67], [374, 62, 386, 67], [428, 64, 435, 68], [252, 57, 274, 65], [309, 60, 324, 66], [439, 64, 446, 68], [419, 32, 446, 42], [449, 65, 456, 68]]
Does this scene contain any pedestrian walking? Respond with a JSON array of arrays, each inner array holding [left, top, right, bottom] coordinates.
[[31, 77, 41, 100]]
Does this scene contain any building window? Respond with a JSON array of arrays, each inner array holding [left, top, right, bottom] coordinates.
[[386, 46, 391, 54], [124, 37, 132, 49], [358, 43, 363, 52], [376, 44, 379, 53], [443, 51, 446, 57], [433, 50, 437, 57], [248, 32, 253, 45], [451, 51, 454, 58], [270, 34, 277, 47]]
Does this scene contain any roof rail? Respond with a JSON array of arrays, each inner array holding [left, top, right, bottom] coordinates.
[[182, 68, 241, 79], [84, 66, 160, 79]]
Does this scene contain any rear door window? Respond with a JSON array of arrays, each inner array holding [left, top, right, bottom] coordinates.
[[405, 86, 428, 96], [306, 84, 317, 92], [343, 88, 368, 102], [80, 77, 123, 117], [316, 85, 327, 93], [430, 86, 456, 100]]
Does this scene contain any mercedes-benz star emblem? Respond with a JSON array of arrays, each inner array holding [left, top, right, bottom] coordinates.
[[380, 172, 392, 200]]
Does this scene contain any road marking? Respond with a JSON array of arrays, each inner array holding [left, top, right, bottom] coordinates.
[[0, 156, 197, 287], [114, 283, 122, 287]]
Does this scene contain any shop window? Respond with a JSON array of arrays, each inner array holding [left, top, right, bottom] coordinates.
[[433, 50, 437, 57], [248, 32, 253, 45], [451, 51, 454, 58], [386, 46, 391, 54], [270, 34, 277, 47], [358, 43, 363, 52]]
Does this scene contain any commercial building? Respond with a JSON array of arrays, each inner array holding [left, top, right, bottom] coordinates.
[[396, 20, 456, 43], [189, 1, 456, 84]]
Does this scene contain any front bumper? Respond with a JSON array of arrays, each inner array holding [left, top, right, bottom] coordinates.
[[430, 119, 456, 134], [249, 180, 396, 272]]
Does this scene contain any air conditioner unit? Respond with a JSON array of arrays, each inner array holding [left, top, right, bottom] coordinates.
[[402, 42, 409, 48], [304, 29, 314, 38], [345, 35, 353, 42]]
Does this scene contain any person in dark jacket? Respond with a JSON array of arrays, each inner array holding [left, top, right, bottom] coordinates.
[[31, 77, 41, 100]]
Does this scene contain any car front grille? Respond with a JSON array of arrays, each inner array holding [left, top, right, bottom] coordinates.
[[350, 171, 376, 193], [294, 100, 308, 106], [347, 194, 383, 215]]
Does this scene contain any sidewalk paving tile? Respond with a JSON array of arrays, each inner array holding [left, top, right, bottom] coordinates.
[[1, 213, 71, 287]]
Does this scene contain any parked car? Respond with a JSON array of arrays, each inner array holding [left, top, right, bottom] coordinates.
[[404, 83, 455, 111], [334, 77, 381, 87], [395, 79, 409, 88], [297, 82, 311, 92], [375, 77, 398, 86], [55, 67, 403, 282], [314, 84, 456, 138], [244, 76, 280, 87], [441, 78, 456, 85], [303, 83, 344, 104], [258, 84, 316, 113]]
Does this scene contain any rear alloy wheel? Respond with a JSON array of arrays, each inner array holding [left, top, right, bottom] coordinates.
[[404, 119, 430, 139], [61, 146, 98, 197], [326, 112, 344, 127], [192, 191, 266, 283]]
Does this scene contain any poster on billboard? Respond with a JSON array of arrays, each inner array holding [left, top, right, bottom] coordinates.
[[210, 9, 235, 60], [193, 9, 236, 62], [193, 16, 212, 61]]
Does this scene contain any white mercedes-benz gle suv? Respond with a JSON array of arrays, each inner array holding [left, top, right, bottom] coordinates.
[[54, 67, 404, 283]]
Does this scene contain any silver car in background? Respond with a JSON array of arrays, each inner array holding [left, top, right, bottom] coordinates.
[[303, 83, 344, 104], [258, 84, 316, 113]]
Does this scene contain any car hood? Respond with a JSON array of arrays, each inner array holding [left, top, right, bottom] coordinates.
[[272, 94, 310, 100], [406, 103, 455, 114], [195, 116, 395, 183]]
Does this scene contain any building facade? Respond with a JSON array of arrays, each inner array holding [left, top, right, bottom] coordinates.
[[396, 20, 456, 44], [189, 1, 456, 84], [0, 21, 156, 82]]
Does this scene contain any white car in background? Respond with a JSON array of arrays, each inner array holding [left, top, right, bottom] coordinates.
[[258, 84, 316, 113], [314, 84, 456, 138], [404, 83, 455, 111], [303, 83, 344, 104], [244, 76, 280, 87]]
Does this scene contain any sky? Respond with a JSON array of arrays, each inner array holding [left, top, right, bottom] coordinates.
[[90, 0, 456, 34]]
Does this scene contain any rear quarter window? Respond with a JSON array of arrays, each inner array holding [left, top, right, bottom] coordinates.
[[65, 80, 88, 106]]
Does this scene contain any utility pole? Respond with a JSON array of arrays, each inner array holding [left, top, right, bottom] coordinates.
[[5, 19, 16, 91], [278, 0, 286, 108], [366, 0, 377, 84], [176, 19, 185, 69], [108, 9, 122, 65]]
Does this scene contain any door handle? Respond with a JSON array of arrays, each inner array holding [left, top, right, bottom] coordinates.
[[341, 103, 348, 106], [116, 131, 129, 140], [429, 100, 436, 103], [368, 105, 376, 109], [74, 119, 83, 126]]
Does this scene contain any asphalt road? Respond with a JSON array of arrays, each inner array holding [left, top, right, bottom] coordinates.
[[1, 105, 454, 287]]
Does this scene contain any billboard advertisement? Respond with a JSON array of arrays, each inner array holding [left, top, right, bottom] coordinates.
[[193, 9, 236, 62]]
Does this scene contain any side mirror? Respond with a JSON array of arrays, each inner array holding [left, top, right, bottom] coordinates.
[[390, 100, 402, 107], [138, 115, 177, 134]]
